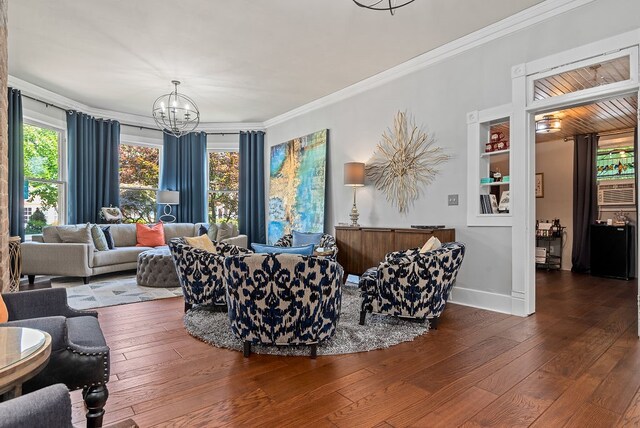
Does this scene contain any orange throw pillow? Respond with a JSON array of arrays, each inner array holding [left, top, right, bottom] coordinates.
[[0, 294, 8, 323], [136, 223, 166, 247]]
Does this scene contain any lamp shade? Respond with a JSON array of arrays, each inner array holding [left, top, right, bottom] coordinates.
[[157, 190, 180, 205], [344, 162, 365, 187]]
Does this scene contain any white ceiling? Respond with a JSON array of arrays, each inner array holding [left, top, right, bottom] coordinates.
[[8, 0, 543, 123]]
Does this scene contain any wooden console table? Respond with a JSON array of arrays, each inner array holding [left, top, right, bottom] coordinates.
[[335, 226, 456, 276]]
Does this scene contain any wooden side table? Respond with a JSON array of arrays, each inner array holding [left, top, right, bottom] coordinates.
[[8, 236, 21, 292], [0, 326, 52, 400]]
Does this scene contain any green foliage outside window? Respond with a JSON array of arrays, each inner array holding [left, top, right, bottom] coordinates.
[[24, 124, 59, 211], [119, 145, 160, 223], [209, 152, 239, 225]]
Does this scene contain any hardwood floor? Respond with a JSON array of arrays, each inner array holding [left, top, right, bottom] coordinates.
[[72, 271, 639, 427]]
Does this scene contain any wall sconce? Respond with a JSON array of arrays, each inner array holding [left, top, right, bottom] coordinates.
[[344, 162, 365, 227]]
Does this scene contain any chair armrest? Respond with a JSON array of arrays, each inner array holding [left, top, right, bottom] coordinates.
[[2, 288, 98, 320], [2, 316, 68, 351], [22, 241, 93, 274], [221, 234, 248, 249], [0, 384, 72, 428]]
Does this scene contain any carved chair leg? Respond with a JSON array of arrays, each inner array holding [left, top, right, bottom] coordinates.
[[359, 310, 367, 325], [243, 341, 251, 358], [310, 343, 318, 359], [430, 317, 439, 330], [83, 385, 108, 428], [184, 302, 192, 313], [359, 298, 371, 326]]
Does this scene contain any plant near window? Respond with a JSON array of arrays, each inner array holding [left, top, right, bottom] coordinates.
[[366, 111, 449, 213]]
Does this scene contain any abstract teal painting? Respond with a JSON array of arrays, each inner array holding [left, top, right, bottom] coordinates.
[[268, 130, 327, 244]]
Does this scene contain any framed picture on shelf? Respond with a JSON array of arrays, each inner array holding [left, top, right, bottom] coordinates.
[[535, 173, 544, 198]]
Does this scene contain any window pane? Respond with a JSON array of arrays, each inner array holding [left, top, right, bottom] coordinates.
[[24, 124, 59, 180], [533, 56, 631, 101], [209, 152, 239, 191], [209, 192, 238, 225], [120, 188, 157, 223], [24, 181, 61, 235], [119, 145, 160, 188]]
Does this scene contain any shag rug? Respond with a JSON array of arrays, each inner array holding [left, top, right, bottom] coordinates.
[[51, 273, 182, 310], [183, 286, 429, 356]]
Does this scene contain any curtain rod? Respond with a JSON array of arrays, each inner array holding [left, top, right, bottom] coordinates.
[[20, 93, 243, 136], [563, 128, 636, 141]]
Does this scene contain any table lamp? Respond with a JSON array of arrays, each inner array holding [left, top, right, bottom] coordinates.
[[157, 190, 180, 223], [344, 162, 365, 227]]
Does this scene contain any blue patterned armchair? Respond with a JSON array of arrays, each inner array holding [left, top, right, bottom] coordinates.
[[224, 253, 343, 358], [169, 238, 252, 312], [273, 233, 338, 259], [359, 242, 466, 328]]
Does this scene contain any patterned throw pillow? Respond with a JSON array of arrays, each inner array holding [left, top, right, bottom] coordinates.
[[91, 225, 110, 251], [100, 226, 115, 249], [251, 243, 314, 256], [136, 223, 166, 247], [185, 234, 217, 253]]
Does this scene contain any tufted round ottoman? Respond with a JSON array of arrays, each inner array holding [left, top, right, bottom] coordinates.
[[136, 248, 181, 288]]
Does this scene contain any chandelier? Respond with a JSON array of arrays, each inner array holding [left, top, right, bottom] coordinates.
[[152, 80, 200, 137], [352, 0, 415, 15]]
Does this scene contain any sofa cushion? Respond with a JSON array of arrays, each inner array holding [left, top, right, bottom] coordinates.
[[100, 226, 115, 249], [136, 223, 165, 247], [217, 223, 236, 241], [91, 225, 109, 251], [163, 223, 197, 243], [42, 226, 62, 243], [57, 224, 94, 250], [108, 224, 137, 247], [93, 246, 152, 267], [292, 231, 323, 247]]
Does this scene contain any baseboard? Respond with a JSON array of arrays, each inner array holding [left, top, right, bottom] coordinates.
[[449, 286, 514, 315]]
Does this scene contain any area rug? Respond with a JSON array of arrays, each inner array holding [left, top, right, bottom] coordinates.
[[183, 286, 429, 356], [51, 273, 182, 310]]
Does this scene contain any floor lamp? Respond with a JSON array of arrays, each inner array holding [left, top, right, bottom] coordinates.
[[344, 162, 365, 227], [157, 190, 179, 223]]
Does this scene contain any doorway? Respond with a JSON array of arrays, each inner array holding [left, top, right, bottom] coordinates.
[[533, 94, 638, 309]]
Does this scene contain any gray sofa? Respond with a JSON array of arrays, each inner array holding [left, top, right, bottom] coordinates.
[[23, 222, 247, 284]]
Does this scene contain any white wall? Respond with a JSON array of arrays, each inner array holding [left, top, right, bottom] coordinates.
[[265, 0, 640, 312], [535, 138, 574, 271]]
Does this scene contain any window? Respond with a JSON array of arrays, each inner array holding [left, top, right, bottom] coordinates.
[[119, 144, 160, 223], [24, 123, 65, 236], [208, 151, 239, 225]]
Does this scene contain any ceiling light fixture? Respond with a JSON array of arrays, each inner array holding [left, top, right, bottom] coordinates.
[[352, 0, 415, 15], [535, 115, 562, 134], [152, 80, 200, 137]]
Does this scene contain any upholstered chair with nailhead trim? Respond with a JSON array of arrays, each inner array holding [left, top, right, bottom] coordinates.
[[1, 288, 110, 428]]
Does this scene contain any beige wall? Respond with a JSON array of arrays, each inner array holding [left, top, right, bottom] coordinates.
[[535, 138, 574, 271]]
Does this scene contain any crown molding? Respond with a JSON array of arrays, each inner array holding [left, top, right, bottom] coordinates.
[[263, 0, 596, 128], [8, 75, 264, 132]]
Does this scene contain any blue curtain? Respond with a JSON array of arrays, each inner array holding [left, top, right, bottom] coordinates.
[[239, 131, 266, 244], [160, 132, 207, 223], [67, 111, 120, 224], [8, 88, 24, 240]]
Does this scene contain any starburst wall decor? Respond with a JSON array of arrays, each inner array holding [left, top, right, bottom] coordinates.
[[366, 111, 449, 213]]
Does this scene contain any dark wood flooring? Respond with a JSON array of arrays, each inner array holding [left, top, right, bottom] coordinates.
[[70, 271, 639, 427]]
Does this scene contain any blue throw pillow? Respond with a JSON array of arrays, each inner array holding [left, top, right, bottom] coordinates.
[[100, 226, 115, 249], [199, 225, 208, 236], [292, 231, 323, 247], [251, 243, 314, 256]]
